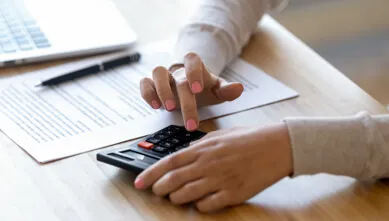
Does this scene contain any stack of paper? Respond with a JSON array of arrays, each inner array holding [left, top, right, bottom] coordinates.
[[0, 42, 298, 163]]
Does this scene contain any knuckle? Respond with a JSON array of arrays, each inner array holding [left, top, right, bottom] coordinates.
[[140, 88, 154, 100], [152, 184, 163, 196], [220, 193, 232, 205], [195, 202, 207, 213], [156, 86, 173, 98], [226, 192, 241, 206], [167, 171, 182, 183], [153, 66, 167, 74], [184, 52, 199, 60], [196, 201, 214, 213], [228, 173, 241, 185], [181, 103, 195, 114], [152, 66, 168, 78], [208, 131, 218, 136], [167, 154, 181, 168], [169, 193, 182, 205], [186, 184, 202, 199], [205, 137, 220, 148], [139, 77, 150, 85]]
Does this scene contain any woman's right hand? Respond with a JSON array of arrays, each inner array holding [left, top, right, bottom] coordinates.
[[140, 52, 244, 131]]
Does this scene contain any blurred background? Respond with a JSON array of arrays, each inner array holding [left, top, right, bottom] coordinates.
[[115, 0, 389, 109], [275, 0, 389, 109]]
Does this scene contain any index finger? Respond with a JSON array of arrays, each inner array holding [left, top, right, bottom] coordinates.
[[184, 52, 204, 94], [134, 149, 198, 190]]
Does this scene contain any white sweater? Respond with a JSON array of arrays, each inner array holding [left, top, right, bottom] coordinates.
[[173, 0, 389, 181], [174, 0, 287, 75]]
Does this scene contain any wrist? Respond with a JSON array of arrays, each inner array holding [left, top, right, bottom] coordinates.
[[275, 122, 294, 177], [255, 122, 294, 178]]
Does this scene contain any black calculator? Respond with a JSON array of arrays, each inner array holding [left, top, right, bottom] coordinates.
[[97, 125, 207, 173]]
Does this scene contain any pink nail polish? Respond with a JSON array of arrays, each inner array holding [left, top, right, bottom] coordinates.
[[186, 119, 197, 131], [165, 100, 175, 111], [134, 178, 144, 189], [191, 81, 202, 93], [152, 100, 160, 109]]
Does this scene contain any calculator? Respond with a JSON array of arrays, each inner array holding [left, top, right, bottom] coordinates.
[[97, 125, 207, 173]]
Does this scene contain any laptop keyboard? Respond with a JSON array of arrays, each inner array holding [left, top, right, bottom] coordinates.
[[0, 0, 51, 54]]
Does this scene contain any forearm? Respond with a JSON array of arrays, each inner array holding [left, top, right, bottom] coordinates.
[[284, 112, 389, 181], [174, 0, 287, 75]]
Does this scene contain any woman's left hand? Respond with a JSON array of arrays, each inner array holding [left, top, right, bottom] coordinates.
[[134, 123, 293, 213]]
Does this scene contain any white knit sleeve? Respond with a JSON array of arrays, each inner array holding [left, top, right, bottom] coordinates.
[[174, 0, 287, 75]]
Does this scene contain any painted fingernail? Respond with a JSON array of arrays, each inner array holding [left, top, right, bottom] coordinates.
[[152, 100, 160, 109], [134, 178, 144, 189], [165, 100, 175, 111], [191, 81, 202, 93], [186, 119, 197, 131]]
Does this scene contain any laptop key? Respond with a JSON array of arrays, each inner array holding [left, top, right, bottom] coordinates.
[[30, 32, 45, 40], [33, 37, 51, 48], [2, 43, 17, 53], [36, 42, 51, 49], [13, 32, 26, 38], [15, 38, 29, 44], [19, 43, 33, 51]]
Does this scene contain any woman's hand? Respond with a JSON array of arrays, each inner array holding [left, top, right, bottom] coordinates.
[[134, 123, 293, 213], [140, 52, 244, 131]]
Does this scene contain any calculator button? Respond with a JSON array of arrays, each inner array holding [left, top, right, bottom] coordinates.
[[153, 146, 168, 153], [154, 133, 168, 140], [163, 130, 177, 136], [138, 141, 154, 149], [161, 127, 181, 135], [146, 137, 161, 144], [166, 125, 183, 131], [176, 131, 203, 141], [166, 137, 181, 145], [159, 141, 175, 149], [182, 142, 190, 147]]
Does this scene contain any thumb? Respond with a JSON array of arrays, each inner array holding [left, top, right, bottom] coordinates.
[[214, 82, 244, 102]]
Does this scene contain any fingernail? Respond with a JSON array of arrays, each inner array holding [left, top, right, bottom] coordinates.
[[152, 100, 160, 109], [191, 81, 202, 93], [165, 100, 175, 111], [134, 178, 144, 189], [186, 119, 197, 131]]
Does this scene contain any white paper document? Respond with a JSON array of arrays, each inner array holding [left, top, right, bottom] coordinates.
[[0, 46, 298, 163]]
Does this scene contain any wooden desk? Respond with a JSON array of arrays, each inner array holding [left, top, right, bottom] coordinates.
[[1, 1, 389, 221]]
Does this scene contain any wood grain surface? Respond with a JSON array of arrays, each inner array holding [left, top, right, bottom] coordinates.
[[0, 1, 388, 220]]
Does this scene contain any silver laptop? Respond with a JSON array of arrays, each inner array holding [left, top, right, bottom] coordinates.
[[0, 0, 137, 67]]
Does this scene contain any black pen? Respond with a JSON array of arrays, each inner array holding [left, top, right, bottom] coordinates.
[[35, 52, 141, 87]]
